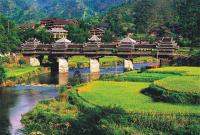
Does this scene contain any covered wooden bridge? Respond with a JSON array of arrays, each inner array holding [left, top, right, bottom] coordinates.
[[21, 35, 179, 73]]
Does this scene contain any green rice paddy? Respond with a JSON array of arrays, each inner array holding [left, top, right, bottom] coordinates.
[[154, 76, 200, 94], [78, 81, 200, 114]]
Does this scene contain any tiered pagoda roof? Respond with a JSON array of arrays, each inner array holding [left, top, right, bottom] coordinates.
[[88, 35, 102, 42], [157, 37, 179, 55], [21, 38, 41, 51], [117, 37, 136, 52], [83, 35, 102, 52], [120, 37, 136, 44], [52, 38, 71, 51]]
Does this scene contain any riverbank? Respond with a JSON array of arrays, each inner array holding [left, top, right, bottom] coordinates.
[[2, 65, 49, 87], [68, 56, 157, 69], [21, 66, 200, 135]]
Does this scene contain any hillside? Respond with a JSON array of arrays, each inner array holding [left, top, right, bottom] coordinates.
[[0, 0, 126, 24]]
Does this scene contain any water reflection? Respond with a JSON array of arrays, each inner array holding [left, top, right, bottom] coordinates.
[[0, 86, 58, 135]]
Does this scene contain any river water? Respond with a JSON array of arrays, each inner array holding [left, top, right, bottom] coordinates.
[[0, 63, 154, 135]]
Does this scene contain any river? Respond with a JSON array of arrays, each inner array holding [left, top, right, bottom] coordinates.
[[0, 63, 154, 135]]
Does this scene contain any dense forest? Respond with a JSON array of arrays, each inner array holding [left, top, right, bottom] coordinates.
[[0, 0, 125, 23], [0, 0, 199, 54], [98, 0, 199, 46]]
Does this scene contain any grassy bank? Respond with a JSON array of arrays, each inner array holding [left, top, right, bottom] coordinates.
[[68, 56, 123, 69], [5, 65, 42, 78], [68, 56, 156, 69], [2, 65, 47, 86]]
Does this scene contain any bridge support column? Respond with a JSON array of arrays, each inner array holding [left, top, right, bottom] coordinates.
[[58, 58, 69, 73], [160, 58, 171, 67], [24, 56, 40, 66], [90, 58, 100, 73], [124, 59, 133, 71]]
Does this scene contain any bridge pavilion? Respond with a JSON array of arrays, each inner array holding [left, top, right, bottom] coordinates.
[[21, 36, 179, 73]]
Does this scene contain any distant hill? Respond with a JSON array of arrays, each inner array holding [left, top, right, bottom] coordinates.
[[0, 0, 126, 24]]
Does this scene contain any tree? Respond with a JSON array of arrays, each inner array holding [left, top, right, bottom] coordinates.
[[102, 30, 114, 42], [18, 27, 54, 43], [18, 58, 26, 66], [175, 0, 200, 44], [65, 24, 89, 43], [0, 14, 21, 54], [0, 66, 6, 84]]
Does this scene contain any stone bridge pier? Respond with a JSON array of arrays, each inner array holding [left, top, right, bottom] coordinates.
[[90, 58, 100, 73], [58, 57, 69, 73], [124, 59, 134, 71], [24, 56, 41, 66]]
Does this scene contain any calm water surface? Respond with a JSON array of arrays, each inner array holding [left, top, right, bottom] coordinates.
[[0, 63, 153, 135]]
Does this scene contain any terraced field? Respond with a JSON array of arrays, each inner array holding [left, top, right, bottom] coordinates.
[[78, 81, 200, 114], [148, 66, 200, 76], [154, 76, 200, 94]]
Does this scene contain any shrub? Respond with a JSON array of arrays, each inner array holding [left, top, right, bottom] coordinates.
[[18, 58, 26, 66], [0, 66, 6, 84], [143, 85, 200, 104]]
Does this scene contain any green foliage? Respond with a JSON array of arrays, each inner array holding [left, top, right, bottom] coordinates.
[[154, 76, 200, 94], [178, 38, 192, 47], [78, 81, 199, 113], [0, 66, 6, 84], [18, 58, 26, 66], [144, 85, 200, 104], [18, 27, 54, 43], [101, 72, 176, 82], [65, 24, 89, 43], [175, 0, 200, 43], [1, 0, 125, 24], [0, 14, 21, 53], [0, 56, 9, 65], [4, 65, 41, 78], [70, 85, 200, 134], [59, 85, 67, 94], [21, 99, 78, 135], [148, 66, 200, 76], [102, 30, 114, 42]]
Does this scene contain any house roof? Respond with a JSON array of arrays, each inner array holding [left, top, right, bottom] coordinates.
[[120, 37, 136, 44], [56, 38, 71, 43], [17, 23, 35, 29], [88, 35, 101, 42], [48, 28, 68, 33], [90, 27, 105, 32]]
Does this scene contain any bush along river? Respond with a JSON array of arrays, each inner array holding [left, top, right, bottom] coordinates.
[[0, 63, 154, 135]]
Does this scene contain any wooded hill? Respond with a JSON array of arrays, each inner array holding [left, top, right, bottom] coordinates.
[[0, 0, 125, 24], [97, 0, 199, 46]]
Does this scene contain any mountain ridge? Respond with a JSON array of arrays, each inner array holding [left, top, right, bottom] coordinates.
[[0, 0, 126, 24]]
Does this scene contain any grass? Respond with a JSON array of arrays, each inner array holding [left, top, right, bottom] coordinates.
[[132, 56, 157, 64], [68, 56, 157, 68], [101, 71, 177, 82], [154, 76, 200, 94], [4, 65, 41, 78], [148, 66, 200, 76], [68, 56, 123, 68], [78, 81, 200, 114]]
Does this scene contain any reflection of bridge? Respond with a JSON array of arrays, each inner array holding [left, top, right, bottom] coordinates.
[[21, 35, 179, 73]]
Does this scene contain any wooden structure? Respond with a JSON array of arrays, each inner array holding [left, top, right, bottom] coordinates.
[[21, 36, 179, 73], [40, 18, 79, 29], [48, 28, 68, 39], [89, 28, 105, 39], [17, 23, 36, 29]]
